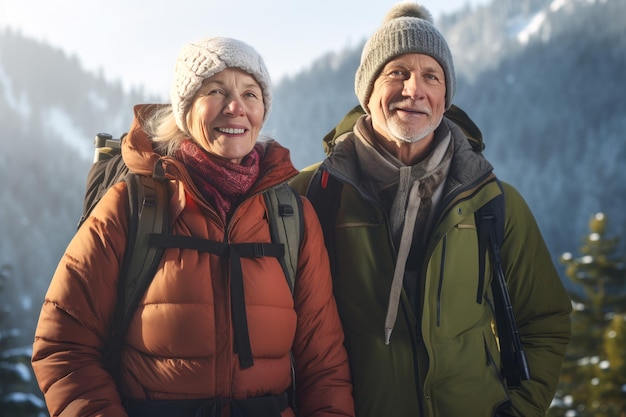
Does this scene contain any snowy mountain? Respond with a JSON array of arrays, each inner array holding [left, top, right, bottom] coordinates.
[[0, 0, 624, 342]]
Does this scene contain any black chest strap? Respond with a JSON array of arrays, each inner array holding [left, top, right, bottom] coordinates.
[[149, 233, 285, 369]]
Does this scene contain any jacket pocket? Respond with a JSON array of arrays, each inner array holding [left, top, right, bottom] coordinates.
[[431, 228, 484, 338], [428, 330, 510, 416]]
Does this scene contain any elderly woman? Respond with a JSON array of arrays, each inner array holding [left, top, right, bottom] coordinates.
[[31, 37, 355, 417]]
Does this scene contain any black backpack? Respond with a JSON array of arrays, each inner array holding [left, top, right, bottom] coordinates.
[[80, 133, 304, 374], [306, 105, 530, 388]]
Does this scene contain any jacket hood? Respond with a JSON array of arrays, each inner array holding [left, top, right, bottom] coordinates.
[[121, 104, 166, 177]]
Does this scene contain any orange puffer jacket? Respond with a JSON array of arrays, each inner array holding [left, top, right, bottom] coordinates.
[[32, 105, 355, 417]]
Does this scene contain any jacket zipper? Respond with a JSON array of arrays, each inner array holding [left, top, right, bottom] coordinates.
[[436, 235, 447, 327]]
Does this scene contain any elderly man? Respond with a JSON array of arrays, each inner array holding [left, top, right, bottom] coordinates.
[[291, 2, 571, 417]]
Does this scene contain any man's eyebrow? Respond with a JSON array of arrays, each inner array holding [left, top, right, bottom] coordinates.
[[422, 64, 444, 73]]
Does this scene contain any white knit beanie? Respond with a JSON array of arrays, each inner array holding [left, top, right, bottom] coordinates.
[[355, 2, 456, 113], [170, 37, 272, 133]]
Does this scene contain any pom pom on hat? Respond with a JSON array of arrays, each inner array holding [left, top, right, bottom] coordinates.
[[170, 37, 272, 134], [355, 2, 456, 112], [383, 1, 434, 23]]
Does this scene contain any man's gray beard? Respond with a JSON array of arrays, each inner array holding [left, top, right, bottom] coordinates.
[[386, 114, 442, 144]]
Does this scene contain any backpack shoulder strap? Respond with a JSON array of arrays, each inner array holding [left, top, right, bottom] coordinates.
[[476, 180, 505, 304], [263, 183, 304, 294], [105, 166, 170, 373], [118, 169, 170, 330], [305, 169, 343, 274], [476, 179, 531, 388], [263, 182, 304, 412]]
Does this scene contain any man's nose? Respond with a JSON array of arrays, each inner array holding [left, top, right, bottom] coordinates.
[[402, 74, 425, 99]]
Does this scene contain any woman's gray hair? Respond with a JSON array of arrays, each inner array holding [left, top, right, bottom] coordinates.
[[144, 105, 189, 156]]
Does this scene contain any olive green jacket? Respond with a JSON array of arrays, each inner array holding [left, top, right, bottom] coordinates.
[[291, 115, 571, 417]]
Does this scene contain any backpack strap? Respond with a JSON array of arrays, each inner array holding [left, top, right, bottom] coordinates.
[[104, 163, 170, 379], [476, 179, 530, 388], [263, 182, 303, 414], [305, 169, 343, 275], [118, 168, 170, 334], [148, 233, 284, 369], [263, 183, 304, 294]]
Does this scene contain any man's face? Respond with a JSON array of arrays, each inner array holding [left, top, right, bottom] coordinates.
[[367, 53, 446, 147]]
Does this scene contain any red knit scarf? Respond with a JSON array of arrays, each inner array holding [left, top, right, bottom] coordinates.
[[177, 140, 261, 222]]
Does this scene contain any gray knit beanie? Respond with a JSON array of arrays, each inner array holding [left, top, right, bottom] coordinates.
[[170, 37, 272, 133], [355, 2, 456, 112]]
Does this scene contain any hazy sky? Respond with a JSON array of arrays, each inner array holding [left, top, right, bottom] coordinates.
[[1, 0, 490, 99]]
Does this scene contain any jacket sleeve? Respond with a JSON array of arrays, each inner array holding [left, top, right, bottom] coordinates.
[[500, 183, 572, 417], [31, 183, 130, 417], [290, 198, 355, 417]]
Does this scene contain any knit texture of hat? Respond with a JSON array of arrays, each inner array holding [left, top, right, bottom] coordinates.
[[170, 37, 272, 133], [355, 2, 456, 112]]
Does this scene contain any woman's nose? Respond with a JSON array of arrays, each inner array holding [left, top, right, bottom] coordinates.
[[224, 96, 245, 116]]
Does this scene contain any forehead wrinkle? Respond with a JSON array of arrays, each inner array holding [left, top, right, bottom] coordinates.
[[201, 77, 261, 91], [385, 55, 444, 74]]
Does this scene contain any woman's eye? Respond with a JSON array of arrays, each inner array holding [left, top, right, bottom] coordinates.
[[204, 88, 224, 96]]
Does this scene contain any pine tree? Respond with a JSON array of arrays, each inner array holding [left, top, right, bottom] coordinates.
[[548, 212, 626, 417], [0, 264, 47, 417]]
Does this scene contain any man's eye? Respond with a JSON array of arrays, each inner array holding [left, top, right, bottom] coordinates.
[[386, 70, 407, 79]]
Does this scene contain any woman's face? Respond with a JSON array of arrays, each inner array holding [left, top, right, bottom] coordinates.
[[185, 67, 265, 164]]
